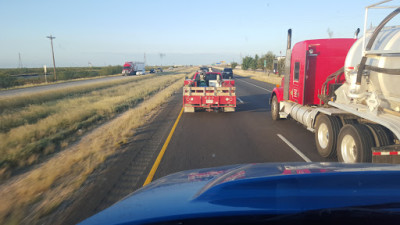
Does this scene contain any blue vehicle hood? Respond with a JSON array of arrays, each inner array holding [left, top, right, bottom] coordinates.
[[79, 162, 400, 224]]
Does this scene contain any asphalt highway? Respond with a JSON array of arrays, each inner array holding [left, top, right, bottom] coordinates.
[[153, 73, 335, 180]]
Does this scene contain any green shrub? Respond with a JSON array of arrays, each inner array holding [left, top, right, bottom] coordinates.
[[0, 75, 17, 88], [231, 62, 238, 69], [99, 66, 122, 75], [58, 70, 99, 80], [0, 66, 122, 88]]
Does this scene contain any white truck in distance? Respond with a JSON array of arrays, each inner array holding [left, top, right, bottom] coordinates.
[[122, 62, 146, 76]]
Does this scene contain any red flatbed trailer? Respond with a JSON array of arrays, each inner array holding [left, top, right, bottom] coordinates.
[[183, 72, 236, 112]]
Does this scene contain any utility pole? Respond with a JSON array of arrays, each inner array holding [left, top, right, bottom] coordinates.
[[47, 35, 57, 81], [18, 53, 23, 68], [159, 53, 165, 66]]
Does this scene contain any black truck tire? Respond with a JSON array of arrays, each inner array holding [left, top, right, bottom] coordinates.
[[271, 95, 280, 121], [365, 123, 394, 147], [314, 114, 342, 158], [337, 124, 375, 163]]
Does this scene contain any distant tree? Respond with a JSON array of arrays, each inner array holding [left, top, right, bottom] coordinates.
[[258, 55, 265, 70], [231, 62, 238, 69], [278, 58, 285, 76], [241, 56, 253, 70], [251, 54, 259, 70], [265, 51, 275, 71]]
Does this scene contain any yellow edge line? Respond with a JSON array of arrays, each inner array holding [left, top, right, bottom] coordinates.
[[143, 107, 184, 186]]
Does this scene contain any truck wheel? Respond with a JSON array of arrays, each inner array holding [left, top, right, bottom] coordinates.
[[365, 124, 394, 147], [337, 124, 375, 163], [315, 115, 342, 158], [271, 95, 280, 121]]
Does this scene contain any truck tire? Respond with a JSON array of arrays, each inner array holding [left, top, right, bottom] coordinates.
[[315, 115, 342, 158], [271, 95, 280, 121], [343, 118, 358, 125], [337, 124, 375, 163], [365, 124, 394, 147]]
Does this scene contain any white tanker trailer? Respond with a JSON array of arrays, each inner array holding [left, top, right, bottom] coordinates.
[[270, 1, 400, 163]]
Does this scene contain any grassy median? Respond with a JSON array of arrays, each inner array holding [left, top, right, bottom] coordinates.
[[0, 75, 152, 112], [0, 72, 189, 178], [233, 69, 282, 85], [0, 69, 193, 225]]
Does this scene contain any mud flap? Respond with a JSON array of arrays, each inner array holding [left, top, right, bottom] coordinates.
[[372, 145, 400, 164], [184, 107, 195, 113], [223, 107, 235, 112]]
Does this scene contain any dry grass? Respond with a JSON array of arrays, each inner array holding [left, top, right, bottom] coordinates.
[[0, 69, 194, 225], [234, 69, 282, 85], [0, 73, 187, 176], [0, 74, 153, 112], [0, 74, 122, 92]]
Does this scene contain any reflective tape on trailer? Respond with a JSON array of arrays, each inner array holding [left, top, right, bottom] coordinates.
[[373, 151, 400, 156]]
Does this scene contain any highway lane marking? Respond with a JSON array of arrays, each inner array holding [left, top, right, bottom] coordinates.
[[277, 134, 312, 162], [143, 107, 184, 186], [237, 97, 244, 104], [237, 79, 272, 92]]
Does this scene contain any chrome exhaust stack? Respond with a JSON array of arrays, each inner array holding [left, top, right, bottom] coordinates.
[[283, 29, 292, 100]]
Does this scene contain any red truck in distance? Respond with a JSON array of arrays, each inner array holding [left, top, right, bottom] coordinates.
[[122, 61, 145, 76], [183, 71, 236, 113]]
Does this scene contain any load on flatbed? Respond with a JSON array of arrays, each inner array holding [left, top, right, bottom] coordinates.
[[270, 2, 400, 164], [183, 71, 236, 112]]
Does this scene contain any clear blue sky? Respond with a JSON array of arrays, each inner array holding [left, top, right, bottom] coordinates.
[[0, 0, 398, 68]]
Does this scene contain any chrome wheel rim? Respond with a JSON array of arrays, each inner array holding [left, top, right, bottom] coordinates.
[[317, 123, 329, 149], [341, 134, 357, 163]]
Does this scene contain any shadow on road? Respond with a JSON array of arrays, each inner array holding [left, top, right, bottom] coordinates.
[[236, 94, 270, 113]]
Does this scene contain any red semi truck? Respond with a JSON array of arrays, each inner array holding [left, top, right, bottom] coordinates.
[[183, 71, 236, 113], [271, 3, 400, 164], [122, 61, 146, 76]]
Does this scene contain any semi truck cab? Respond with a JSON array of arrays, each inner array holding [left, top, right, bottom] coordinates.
[[272, 38, 356, 108], [270, 3, 400, 164]]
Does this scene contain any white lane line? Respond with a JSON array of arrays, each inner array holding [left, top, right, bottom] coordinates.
[[237, 79, 272, 92], [277, 134, 312, 162], [237, 97, 244, 104]]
